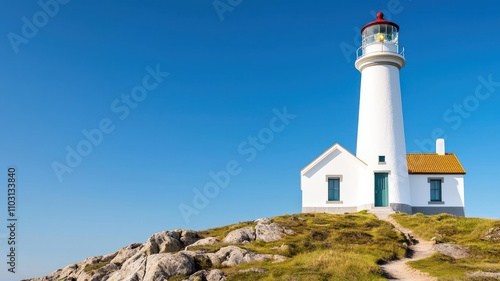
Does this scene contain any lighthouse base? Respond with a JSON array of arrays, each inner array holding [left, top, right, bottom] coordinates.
[[302, 206, 358, 214], [302, 203, 412, 215], [412, 206, 465, 217], [390, 203, 412, 214]]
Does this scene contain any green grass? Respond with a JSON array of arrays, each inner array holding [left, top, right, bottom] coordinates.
[[168, 275, 190, 281], [189, 212, 407, 280], [222, 249, 386, 281], [83, 262, 107, 273], [392, 213, 500, 280]]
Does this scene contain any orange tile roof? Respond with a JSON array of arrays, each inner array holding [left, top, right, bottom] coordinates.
[[406, 153, 466, 174]]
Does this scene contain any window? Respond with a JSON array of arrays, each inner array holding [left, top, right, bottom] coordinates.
[[328, 178, 340, 201], [430, 179, 442, 202], [378, 155, 386, 163], [362, 24, 399, 46]]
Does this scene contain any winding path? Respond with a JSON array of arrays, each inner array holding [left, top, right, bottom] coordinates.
[[377, 215, 437, 281]]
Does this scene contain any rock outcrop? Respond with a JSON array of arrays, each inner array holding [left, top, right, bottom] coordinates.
[[212, 246, 286, 267], [182, 269, 226, 281], [185, 237, 220, 250], [466, 271, 500, 279], [433, 243, 469, 259], [143, 252, 196, 280], [22, 218, 291, 281], [255, 217, 295, 242], [222, 227, 256, 244], [221, 218, 295, 244], [482, 227, 500, 242], [145, 229, 201, 254]]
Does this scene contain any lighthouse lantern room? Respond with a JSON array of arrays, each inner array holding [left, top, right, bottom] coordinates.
[[358, 12, 402, 58]]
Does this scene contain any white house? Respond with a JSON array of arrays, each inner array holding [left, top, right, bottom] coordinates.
[[300, 12, 466, 216]]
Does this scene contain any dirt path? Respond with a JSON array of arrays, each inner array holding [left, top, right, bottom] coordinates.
[[379, 216, 437, 281]]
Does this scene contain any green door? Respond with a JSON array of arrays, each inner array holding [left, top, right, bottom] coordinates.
[[374, 173, 389, 207]]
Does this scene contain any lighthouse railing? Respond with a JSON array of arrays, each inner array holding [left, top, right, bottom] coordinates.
[[356, 43, 404, 59]]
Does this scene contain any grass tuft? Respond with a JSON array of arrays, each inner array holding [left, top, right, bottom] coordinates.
[[83, 262, 107, 273]]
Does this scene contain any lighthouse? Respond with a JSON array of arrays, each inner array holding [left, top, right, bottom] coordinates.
[[300, 12, 466, 217], [355, 12, 411, 212]]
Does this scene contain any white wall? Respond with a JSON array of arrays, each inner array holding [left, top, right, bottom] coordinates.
[[409, 174, 464, 207], [301, 146, 367, 208], [356, 166, 373, 208]]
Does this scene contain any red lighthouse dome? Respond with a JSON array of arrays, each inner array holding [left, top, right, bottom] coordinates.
[[361, 12, 399, 33], [360, 12, 400, 46]]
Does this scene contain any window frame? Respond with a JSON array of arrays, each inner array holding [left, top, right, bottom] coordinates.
[[428, 177, 444, 203], [325, 176, 342, 203], [378, 155, 386, 164]]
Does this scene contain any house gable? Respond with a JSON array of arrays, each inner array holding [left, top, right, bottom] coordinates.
[[301, 143, 370, 209], [301, 143, 367, 177]]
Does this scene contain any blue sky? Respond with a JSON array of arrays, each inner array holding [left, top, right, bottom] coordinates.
[[0, 0, 499, 280]]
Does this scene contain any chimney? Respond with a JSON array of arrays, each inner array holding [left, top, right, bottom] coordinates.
[[436, 138, 445, 155]]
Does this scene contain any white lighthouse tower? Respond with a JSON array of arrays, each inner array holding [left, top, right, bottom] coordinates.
[[355, 12, 411, 213]]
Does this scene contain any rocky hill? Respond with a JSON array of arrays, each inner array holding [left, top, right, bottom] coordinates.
[[23, 218, 297, 281], [23, 213, 408, 281], [23, 212, 500, 281]]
